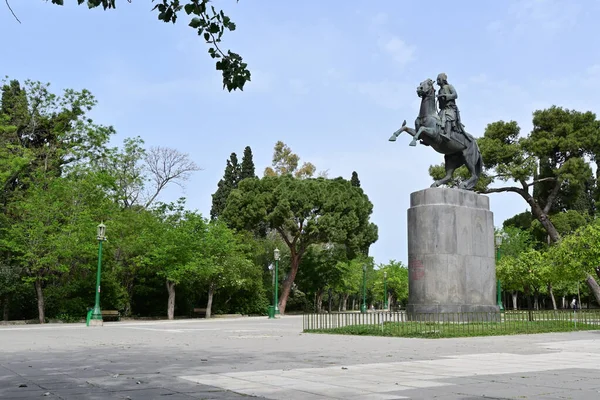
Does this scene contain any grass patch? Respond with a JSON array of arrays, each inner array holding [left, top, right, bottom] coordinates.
[[305, 320, 600, 338]]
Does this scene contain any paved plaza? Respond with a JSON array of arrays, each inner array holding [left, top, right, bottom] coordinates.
[[1, 316, 600, 399]]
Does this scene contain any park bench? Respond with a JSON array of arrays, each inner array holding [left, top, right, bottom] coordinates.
[[193, 308, 207, 318], [101, 310, 121, 321]]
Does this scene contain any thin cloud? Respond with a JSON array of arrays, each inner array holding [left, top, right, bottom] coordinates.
[[378, 36, 416, 67]]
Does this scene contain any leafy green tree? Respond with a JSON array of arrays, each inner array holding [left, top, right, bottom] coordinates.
[[376, 260, 409, 309], [210, 152, 241, 220], [350, 171, 361, 188], [546, 220, 600, 305], [145, 201, 205, 320], [47, 0, 250, 92], [5, 172, 110, 323], [240, 146, 256, 181], [296, 243, 350, 312], [497, 249, 547, 313], [196, 219, 259, 318], [222, 175, 378, 314], [263, 141, 316, 179]]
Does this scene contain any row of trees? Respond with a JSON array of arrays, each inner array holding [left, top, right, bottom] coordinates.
[[0, 77, 393, 322], [430, 106, 600, 308]]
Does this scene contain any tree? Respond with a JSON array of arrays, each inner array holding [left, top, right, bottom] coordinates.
[[222, 175, 378, 314], [497, 249, 548, 315], [264, 141, 316, 179], [0, 78, 115, 323], [5, 172, 110, 323], [350, 171, 361, 188], [377, 260, 409, 309], [240, 146, 256, 181], [44, 0, 250, 92], [296, 243, 350, 313], [546, 220, 600, 305], [196, 220, 258, 318], [210, 152, 241, 220], [146, 201, 205, 320]]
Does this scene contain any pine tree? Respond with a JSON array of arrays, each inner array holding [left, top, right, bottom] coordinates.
[[351, 171, 361, 187], [240, 146, 256, 181], [210, 153, 241, 220]]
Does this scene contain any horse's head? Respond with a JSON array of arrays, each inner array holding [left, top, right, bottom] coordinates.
[[416, 78, 435, 98]]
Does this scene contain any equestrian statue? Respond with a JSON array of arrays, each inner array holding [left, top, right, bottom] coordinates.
[[388, 73, 482, 190]]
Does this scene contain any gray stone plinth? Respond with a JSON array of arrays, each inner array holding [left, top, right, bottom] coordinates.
[[88, 319, 104, 327], [407, 187, 499, 320]]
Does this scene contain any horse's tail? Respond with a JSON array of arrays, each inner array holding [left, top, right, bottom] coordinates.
[[464, 135, 483, 177]]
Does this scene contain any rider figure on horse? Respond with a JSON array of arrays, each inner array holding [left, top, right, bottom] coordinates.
[[436, 73, 469, 142]]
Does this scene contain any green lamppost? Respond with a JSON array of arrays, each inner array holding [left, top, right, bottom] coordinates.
[[274, 248, 280, 315], [360, 264, 367, 313], [383, 271, 388, 310], [495, 233, 505, 312], [90, 222, 107, 326]]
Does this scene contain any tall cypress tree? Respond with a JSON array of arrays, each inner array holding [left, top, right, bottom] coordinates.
[[350, 171, 361, 187], [210, 152, 240, 220], [240, 146, 256, 181]]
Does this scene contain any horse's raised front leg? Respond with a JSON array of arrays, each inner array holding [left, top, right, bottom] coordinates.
[[389, 120, 409, 141], [409, 126, 435, 146]]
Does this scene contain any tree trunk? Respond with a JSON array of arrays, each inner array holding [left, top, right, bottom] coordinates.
[[206, 282, 216, 319], [278, 252, 301, 314], [342, 294, 349, 311], [585, 274, 600, 306], [351, 296, 356, 311], [2, 295, 8, 321], [547, 283, 557, 310], [327, 288, 333, 313], [34, 278, 45, 324], [512, 291, 518, 310], [166, 280, 176, 320], [315, 289, 324, 313]]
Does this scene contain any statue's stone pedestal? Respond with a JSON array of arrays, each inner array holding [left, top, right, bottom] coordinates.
[[406, 188, 499, 321]]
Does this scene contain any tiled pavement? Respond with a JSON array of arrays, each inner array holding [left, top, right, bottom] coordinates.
[[1, 317, 600, 399]]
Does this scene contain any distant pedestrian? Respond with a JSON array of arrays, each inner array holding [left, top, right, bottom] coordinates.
[[571, 298, 578, 310]]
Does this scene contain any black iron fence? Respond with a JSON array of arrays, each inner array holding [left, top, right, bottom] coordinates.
[[302, 310, 600, 337]]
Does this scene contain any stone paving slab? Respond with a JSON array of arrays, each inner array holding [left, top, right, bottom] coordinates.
[[2, 316, 600, 399]]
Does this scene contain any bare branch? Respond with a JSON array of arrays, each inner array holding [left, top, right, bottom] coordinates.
[[5, 0, 21, 24], [276, 227, 294, 250], [481, 186, 526, 195], [143, 147, 201, 208], [526, 177, 557, 187]]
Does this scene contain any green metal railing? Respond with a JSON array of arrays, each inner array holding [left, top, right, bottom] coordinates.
[[302, 310, 600, 337]]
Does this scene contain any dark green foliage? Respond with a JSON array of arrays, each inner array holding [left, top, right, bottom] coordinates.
[[222, 175, 378, 313], [503, 211, 534, 231], [240, 146, 256, 181], [50, 0, 250, 92], [350, 171, 360, 187], [210, 152, 240, 220]]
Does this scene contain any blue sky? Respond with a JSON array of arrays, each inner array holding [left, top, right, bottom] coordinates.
[[2, 0, 600, 265]]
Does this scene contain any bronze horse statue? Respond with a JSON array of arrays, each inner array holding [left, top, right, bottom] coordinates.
[[388, 78, 482, 190]]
